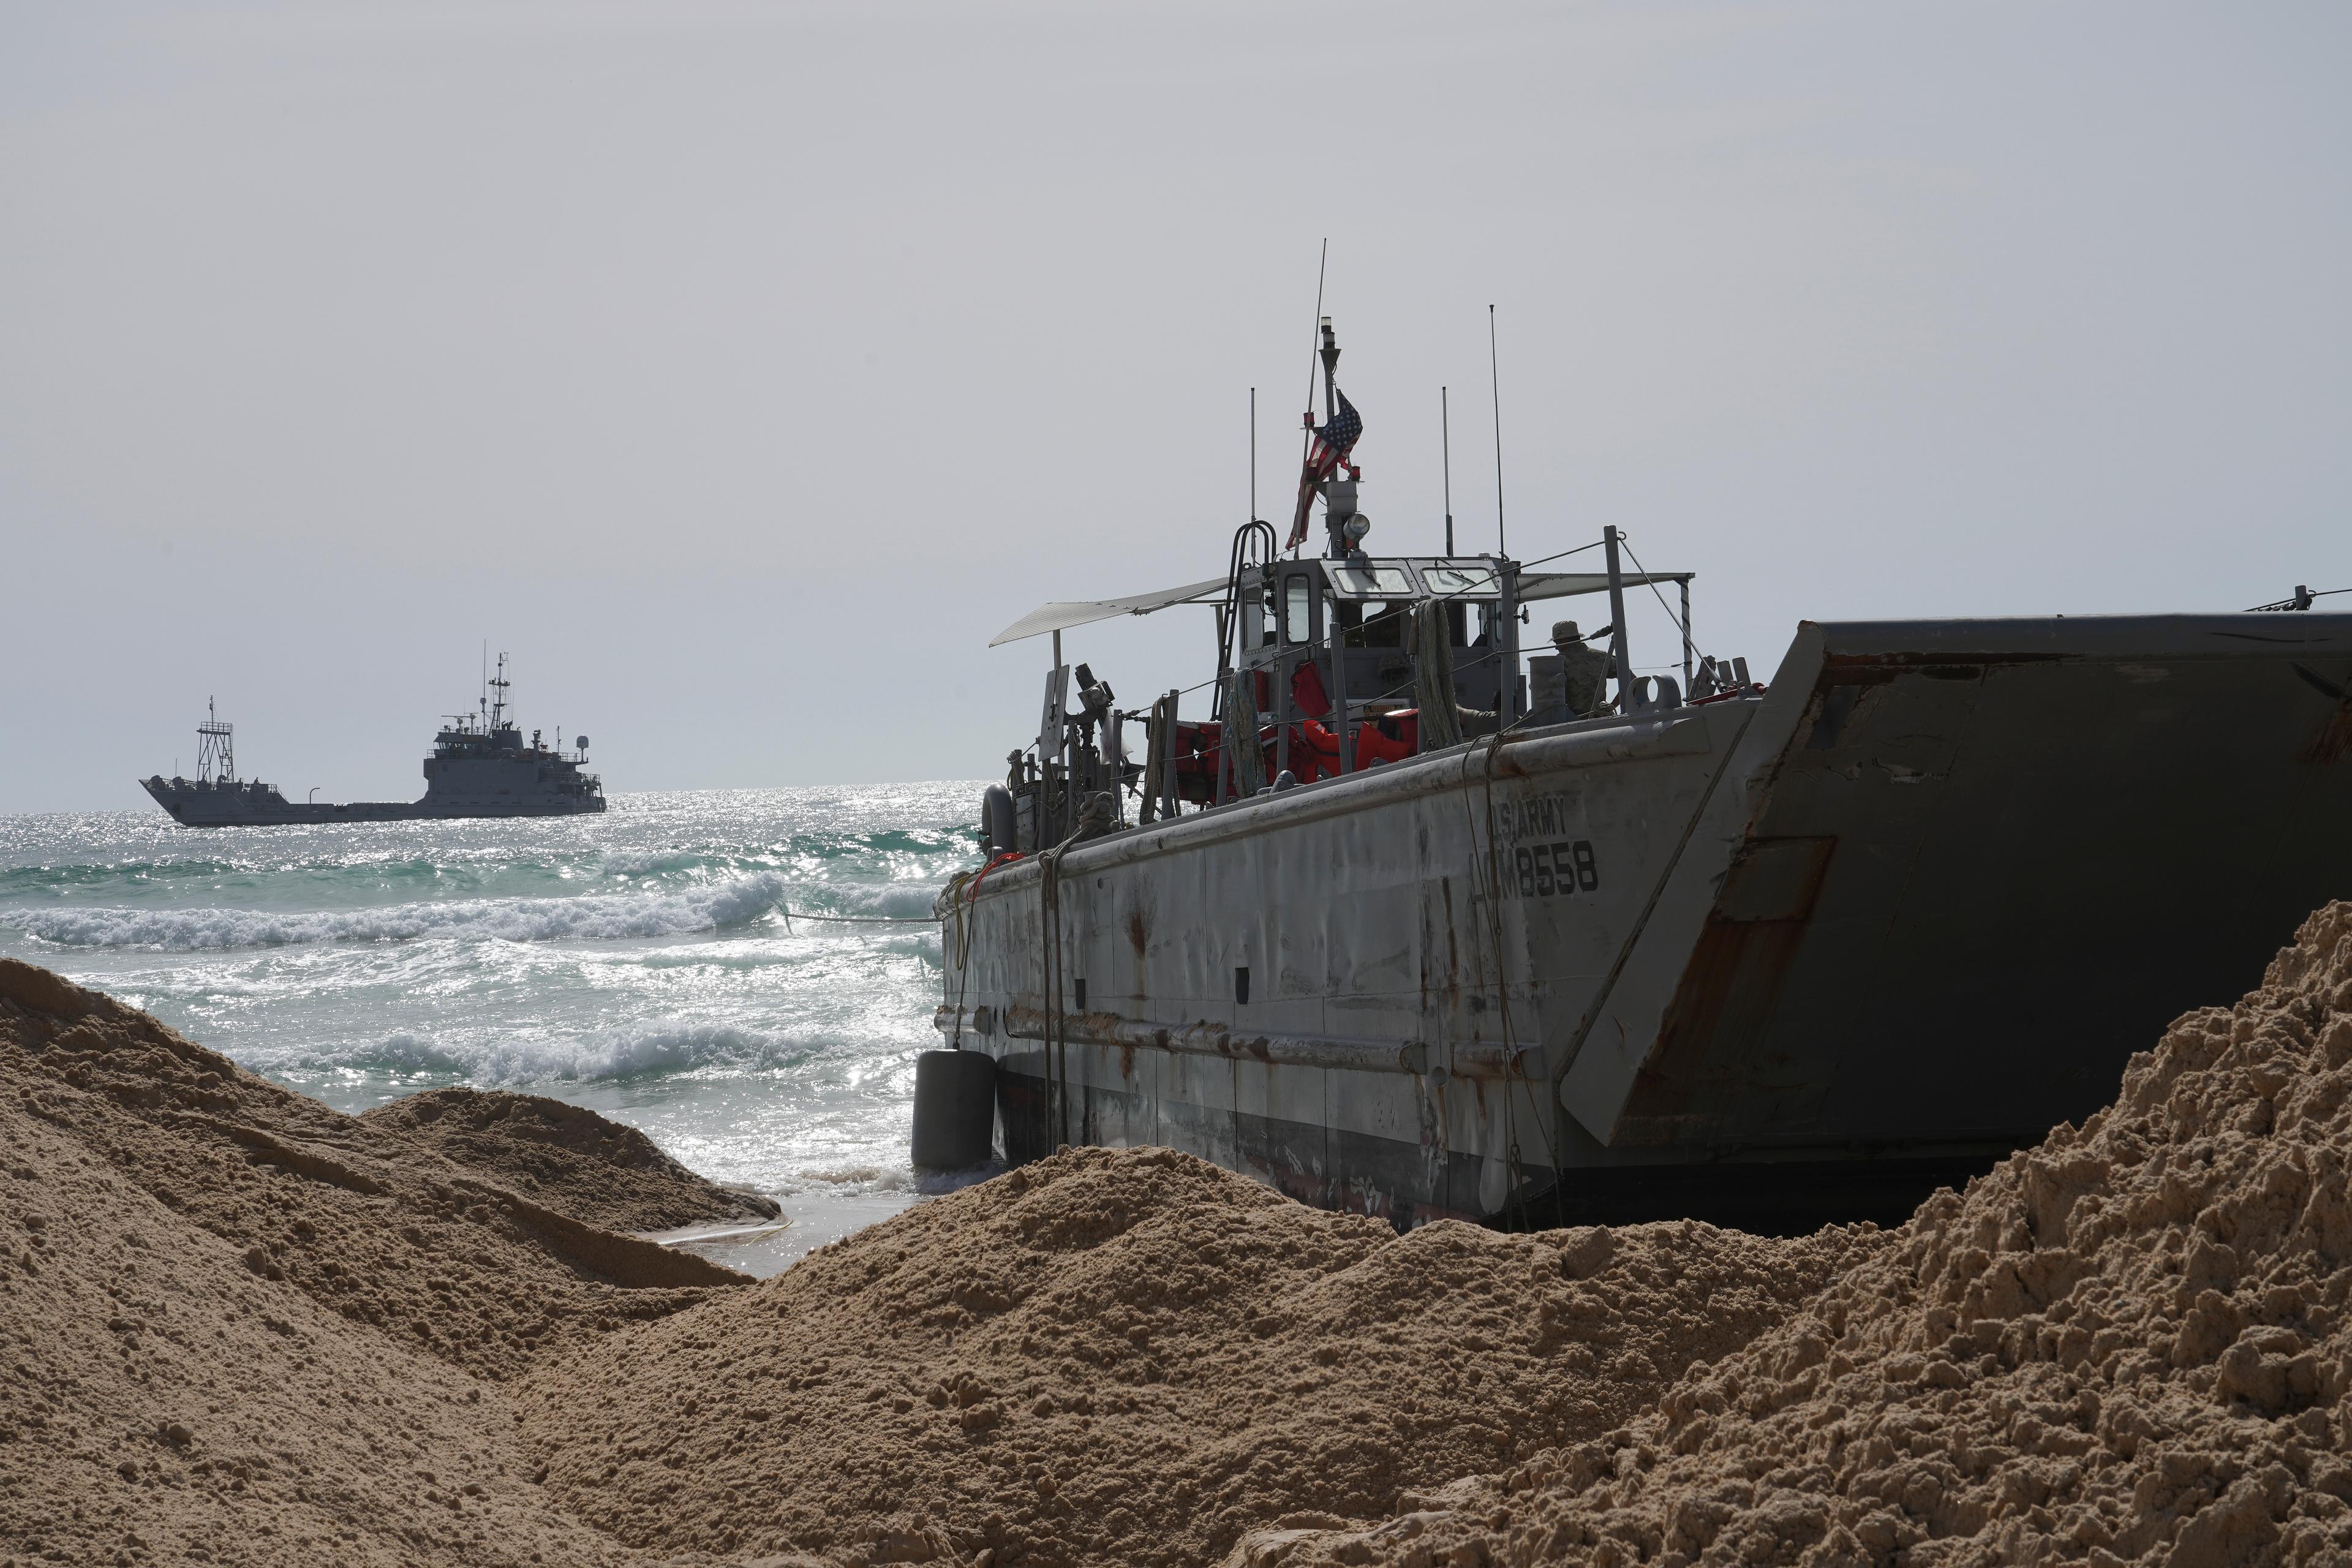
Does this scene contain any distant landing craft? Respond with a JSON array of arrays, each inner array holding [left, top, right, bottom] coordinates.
[[141, 654, 605, 826]]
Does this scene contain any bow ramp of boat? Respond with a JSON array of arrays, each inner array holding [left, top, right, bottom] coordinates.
[[1561, 612, 2352, 1159]]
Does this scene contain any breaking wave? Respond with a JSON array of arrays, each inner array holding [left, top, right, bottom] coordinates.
[[4, 872, 790, 952], [282, 1020, 878, 1088], [469, 1022, 846, 1086], [347, 1031, 472, 1075]]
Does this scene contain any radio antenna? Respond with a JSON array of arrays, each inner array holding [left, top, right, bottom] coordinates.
[[1488, 305, 1506, 559], [1250, 386, 1257, 519], [1441, 385, 1453, 555]]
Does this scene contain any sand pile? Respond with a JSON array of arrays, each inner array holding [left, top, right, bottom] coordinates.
[[361, 1087, 779, 1234], [0, 959, 748, 1382], [0, 1095, 656, 1567], [21, 893, 2352, 1568], [520, 1145, 1873, 1566], [1243, 902, 2352, 1568], [0, 957, 785, 1565]]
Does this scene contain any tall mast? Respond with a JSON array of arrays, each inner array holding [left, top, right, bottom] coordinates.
[[1287, 241, 1330, 557], [1319, 317, 1340, 425], [197, 697, 235, 783], [489, 652, 511, 731]]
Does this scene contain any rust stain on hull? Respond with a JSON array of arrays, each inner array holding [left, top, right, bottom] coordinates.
[[1621, 835, 1837, 1144], [2310, 708, 2352, 765], [2293, 665, 2352, 763]]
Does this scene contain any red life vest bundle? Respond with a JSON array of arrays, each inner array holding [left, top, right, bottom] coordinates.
[[1169, 720, 1223, 804], [1355, 709, 1417, 769], [1166, 688, 1424, 797], [1283, 710, 1421, 782], [1290, 660, 1333, 720], [1291, 720, 1340, 782]]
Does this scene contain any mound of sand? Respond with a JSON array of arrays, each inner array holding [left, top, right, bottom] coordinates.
[[0, 1096, 650, 1568], [0, 957, 776, 1565], [1243, 902, 2352, 1567], [17, 897, 2352, 1568], [0, 959, 747, 1382], [361, 1087, 778, 1234], [519, 1145, 1872, 1566]]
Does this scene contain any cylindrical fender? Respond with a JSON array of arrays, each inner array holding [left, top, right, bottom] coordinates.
[[910, 1049, 999, 1172], [981, 785, 1017, 857]]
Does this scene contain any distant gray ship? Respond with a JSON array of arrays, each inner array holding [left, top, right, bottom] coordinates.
[[142, 654, 605, 827]]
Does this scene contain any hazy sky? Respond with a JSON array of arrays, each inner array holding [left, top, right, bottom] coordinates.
[[3, 1, 2346, 815]]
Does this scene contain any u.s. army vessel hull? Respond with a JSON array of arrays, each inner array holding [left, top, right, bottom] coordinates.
[[933, 315, 2352, 1229], [937, 611, 2352, 1231]]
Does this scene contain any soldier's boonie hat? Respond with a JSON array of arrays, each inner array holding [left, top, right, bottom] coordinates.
[[1553, 620, 1583, 643]]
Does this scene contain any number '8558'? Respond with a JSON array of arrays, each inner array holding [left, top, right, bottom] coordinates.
[[1515, 840, 1598, 899]]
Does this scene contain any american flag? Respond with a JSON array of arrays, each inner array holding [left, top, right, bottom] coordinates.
[[1287, 388, 1363, 549]]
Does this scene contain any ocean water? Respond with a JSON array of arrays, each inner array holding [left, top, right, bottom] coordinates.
[[0, 786, 987, 1264]]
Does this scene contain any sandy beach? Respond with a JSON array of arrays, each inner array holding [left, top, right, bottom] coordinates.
[[10, 904, 2352, 1565]]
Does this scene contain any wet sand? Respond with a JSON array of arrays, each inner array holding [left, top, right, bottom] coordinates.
[[654, 1190, 920, 1277]]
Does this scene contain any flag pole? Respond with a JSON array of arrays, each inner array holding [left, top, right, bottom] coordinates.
[[1290, 239, 1329, 554]]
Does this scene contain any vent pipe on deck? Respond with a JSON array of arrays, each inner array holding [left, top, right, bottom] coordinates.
[[1603, 527, 1634, 715]]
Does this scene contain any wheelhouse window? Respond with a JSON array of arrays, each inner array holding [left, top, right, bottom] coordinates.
[[1329, 562, 1419, 599], [1415, 561, 1497, 597], [1242, 573, 1276, 651], [1343, 600, 1408, 649], [1283, 574, 1314, 645]]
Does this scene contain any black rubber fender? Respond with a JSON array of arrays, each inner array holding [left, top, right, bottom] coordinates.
[[910, 1049, 998, 1173], [981, 785, 1017, 858]]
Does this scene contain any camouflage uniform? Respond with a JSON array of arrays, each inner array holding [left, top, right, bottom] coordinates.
[[1552, 622, 1616, 718]]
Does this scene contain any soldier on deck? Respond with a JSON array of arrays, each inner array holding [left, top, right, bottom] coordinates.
[[1552, 621, 1617, 718]]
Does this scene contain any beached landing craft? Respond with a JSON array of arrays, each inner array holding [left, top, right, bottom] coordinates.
[[141, 653, 604, 826], [930, 318, 2352, 1231]]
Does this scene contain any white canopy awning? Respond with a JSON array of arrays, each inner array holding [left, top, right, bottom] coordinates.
[[989, 576, 1231, 647], [1518, 570, 1691, 603], [989, 566, 1693, 646]]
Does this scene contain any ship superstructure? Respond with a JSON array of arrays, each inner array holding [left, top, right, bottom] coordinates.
[[141, 654, 604, 826]]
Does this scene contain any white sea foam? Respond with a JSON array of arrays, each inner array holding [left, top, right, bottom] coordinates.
[[6, 871, 788, 951], [270, 1020, 867, 1087], [470, 1022, 807, 1085], [356, 1031, 471, 1074], [824, 882, 949, 919], [595, 849, 723, 880], [774, 1164, 918, 1197]]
